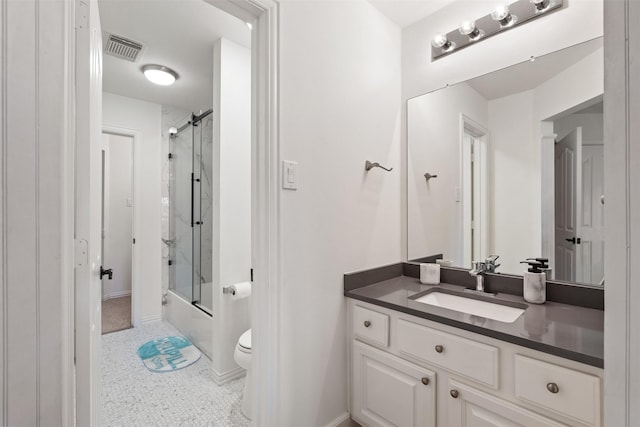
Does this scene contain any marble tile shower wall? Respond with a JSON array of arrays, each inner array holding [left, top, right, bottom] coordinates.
[[199, 115, 214, 308]]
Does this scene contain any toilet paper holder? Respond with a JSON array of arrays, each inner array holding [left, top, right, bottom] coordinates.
[[222, 286, 236, 295]]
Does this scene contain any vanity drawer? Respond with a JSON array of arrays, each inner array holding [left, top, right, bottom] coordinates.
[[514, 354, 601, 426], [397, 319, 499, 388], [353, 305, 389, 347]]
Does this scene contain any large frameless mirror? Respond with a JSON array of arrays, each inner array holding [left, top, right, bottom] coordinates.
[[407, 37, 604, 286]]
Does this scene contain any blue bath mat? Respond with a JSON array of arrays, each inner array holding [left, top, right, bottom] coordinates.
[[137, 336, 202, 372]]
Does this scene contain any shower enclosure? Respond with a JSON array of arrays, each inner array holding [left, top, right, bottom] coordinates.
[[168, 109, 214, 314]]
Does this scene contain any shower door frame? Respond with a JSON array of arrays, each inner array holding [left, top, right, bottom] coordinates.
[[169, 109, 213, 312], [70, 0, 282, 426]]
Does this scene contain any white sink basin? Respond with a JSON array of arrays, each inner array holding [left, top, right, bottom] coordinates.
[[413, 291, 526, 323]]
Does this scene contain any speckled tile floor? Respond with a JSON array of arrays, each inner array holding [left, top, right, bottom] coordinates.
[[102, 321, 250, 427]]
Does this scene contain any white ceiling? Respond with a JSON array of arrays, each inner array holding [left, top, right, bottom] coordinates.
[[99, 0, 251, 112], [467, 37, 603, 101], [367, 0, 456, 28]]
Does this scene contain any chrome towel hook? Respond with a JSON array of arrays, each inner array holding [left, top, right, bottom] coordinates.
[[424, 172, 438, 181], [365, 160, 393, 172]]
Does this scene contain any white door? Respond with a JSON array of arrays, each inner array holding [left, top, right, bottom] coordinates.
[[580, 145, 605, 285], [352, 341, 436, 427], [554, 127, 582, 282], [447, 380, 564, 427], [75, 0, 103, 425], [461, 125, 488, 268]]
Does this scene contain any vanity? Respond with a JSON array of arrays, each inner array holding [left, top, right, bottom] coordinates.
[[346, 35, 605, 427], [344, 264, 603, 427], [344, 32, 606, 427]]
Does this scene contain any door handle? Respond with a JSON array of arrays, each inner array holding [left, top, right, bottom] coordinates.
[[565, 237, 582, 244], [100, 266, 113, 280]]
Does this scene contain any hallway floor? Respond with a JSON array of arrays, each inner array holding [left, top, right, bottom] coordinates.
[[102, 296, 132, 334], [102, 321, 249, 427]]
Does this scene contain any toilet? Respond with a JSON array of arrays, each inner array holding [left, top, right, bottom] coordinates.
[[234, 329, 252, 419]]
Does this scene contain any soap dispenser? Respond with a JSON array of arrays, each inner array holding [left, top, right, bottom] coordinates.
[[520, 259, 547, 304]]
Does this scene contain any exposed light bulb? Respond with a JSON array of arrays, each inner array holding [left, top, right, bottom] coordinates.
[[458, 20, 484, 40], [431, 33, 455, 52], [491, 5, 517, 27], [530, 0, 553, 12]]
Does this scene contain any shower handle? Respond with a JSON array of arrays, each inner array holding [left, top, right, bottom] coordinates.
[[191, 173, 194, 227], [190, 173, 202, 228]]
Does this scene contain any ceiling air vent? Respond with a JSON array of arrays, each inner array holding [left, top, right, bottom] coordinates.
[[104, 33, 143, 62]]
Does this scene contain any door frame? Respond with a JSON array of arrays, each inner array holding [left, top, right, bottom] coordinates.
[[101, 126, 140, 327], [67, 0, 282, 425], [459, 114, 489, 267]]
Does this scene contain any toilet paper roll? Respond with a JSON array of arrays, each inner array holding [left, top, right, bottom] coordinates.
[[229, 281, 252, 299]]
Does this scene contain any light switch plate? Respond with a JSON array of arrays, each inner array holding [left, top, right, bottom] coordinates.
[[282, 160, 298, 190]]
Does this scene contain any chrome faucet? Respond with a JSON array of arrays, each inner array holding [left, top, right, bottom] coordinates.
[[468, 255, 500, 293], [484, 255, 500, 273], [469, 261, 487, 292]]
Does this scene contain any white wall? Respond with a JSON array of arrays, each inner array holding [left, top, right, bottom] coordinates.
[[210, 38, 252, 379], [487, 90, 537, 273], [554, 113, 604, 143], [102, 92, 162, 324], [278, 1, 402, 425], [407, 83, 488, 264], [102, 133, 133, 299]]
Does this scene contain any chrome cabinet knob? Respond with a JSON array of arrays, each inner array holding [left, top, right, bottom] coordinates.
[[421, 377, 430, 386], [546, 382, 559, 394], [364, 320, 371, 328], [435, 345, 444, 353], [450, 389, 459, 398]]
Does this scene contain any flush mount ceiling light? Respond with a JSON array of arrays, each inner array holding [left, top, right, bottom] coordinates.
[[431, 33, 456, 52], [430, 0, 563, 61], [491, 5, 518, 28], [458, 20, 484, 41], [142, 64, 179, 86]]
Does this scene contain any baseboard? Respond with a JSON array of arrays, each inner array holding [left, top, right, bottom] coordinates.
[[140, 314, 161, 324], [325, 412, 359, 427], [102, 290, 131, 301], [212, 366, 246, 385]]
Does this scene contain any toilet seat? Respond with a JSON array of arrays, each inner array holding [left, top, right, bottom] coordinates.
[[238, 329, 252, 352]]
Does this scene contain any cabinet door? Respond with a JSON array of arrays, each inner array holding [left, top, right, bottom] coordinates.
[[447, 380, 564, 427], [352, 341, 435, 427]]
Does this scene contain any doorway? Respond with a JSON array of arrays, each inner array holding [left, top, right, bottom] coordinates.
[[72, 0, 280, 425], [460, 115, 489, 268], [101, 132, 134, 334]]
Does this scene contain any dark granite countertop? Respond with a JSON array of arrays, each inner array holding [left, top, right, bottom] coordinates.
[[345, 275, 604, 368]]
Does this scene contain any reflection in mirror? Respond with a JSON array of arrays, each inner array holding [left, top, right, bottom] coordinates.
[[407, 37, 603, 286]]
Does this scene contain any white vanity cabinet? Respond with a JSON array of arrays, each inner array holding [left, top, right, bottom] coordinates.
[[352, 341, 436, 427], [348, 300, 603, 427]]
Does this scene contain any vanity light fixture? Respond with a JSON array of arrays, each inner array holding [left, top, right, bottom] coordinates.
[[491, 5, 517, 28], [431, 33, 455, 52], [458, 20, 484, 41], [430, 0, 562, 60], [142, 64, 179, 86]]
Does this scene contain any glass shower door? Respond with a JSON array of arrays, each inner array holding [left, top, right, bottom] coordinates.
[[169, 124, 195, 302], [168, 112, 213, 311], [192, 114, 213, 310]]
